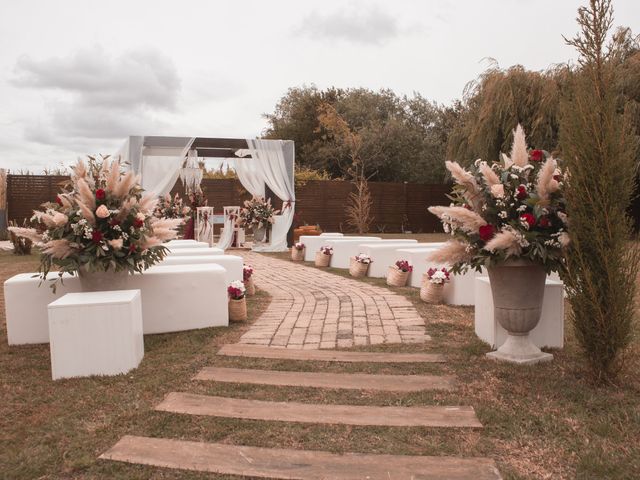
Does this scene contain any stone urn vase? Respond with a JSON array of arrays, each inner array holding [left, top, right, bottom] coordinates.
[[77, 267, 130, 292], [486, 259, 553, 364]]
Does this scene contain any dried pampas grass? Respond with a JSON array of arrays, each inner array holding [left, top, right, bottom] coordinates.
[[105, 159, 121, 193], [510, 124, 529, 167], [42, 239, 74, 259], [536, 157, 559, 206], [113, 171, 138, 198], [76, 177, 96, 209], [484, 229, 522, 256], [7, 226, 42, 244], [479, 161, 500, 187], [138, 193, 159, 215], [445, 161, 481, 196], [427, 240, 470, 265], [76, 201, 96, 225], [428, 205, 487, 233]]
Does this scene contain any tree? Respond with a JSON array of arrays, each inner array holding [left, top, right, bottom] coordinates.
[[317, 103, 374, 233], [560, 0, 640, 382]]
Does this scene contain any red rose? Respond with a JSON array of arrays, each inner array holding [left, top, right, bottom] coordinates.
[[553, 174, 562, 182], [516, 185, 528, 200], [55, 196, 63, 206], [91, 230, 103, 243], [129, 244, 136, 253], [479, 224, 495, 242], [538, 216, 550, 228], [96, 189, 106, 200], [530, 149, 544, 162], [133, 218, 144, 228], [520, 213, 536, 228]]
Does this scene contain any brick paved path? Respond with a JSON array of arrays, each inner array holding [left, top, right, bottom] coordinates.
[[237, 252, 429, 349]]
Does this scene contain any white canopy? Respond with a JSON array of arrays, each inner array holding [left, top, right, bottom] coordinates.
[[116, 136, 295, 252]]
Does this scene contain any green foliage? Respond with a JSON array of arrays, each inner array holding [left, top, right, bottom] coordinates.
[[263, 86, 450, 183], [447, 64, 563, 165], [560, 0, 640, 383]]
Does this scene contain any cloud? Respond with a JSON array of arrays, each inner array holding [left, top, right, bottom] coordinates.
[[296, 6, 400, 45], [11, 46, 180, 143]]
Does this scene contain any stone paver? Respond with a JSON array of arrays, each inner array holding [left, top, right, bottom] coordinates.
[[155, 392, 482, 428], [101, 435, 503, 480], [194, 367, 456, 392], [217, 344, 446, 363], [238, 251, 429, 348]]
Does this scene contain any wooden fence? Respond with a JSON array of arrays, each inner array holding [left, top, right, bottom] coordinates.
[[7, 176, 450, 233]]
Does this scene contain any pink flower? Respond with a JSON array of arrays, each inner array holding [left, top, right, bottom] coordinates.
[[95, 204, 110, 219], [490, 184, 504, 198], [109, 238, 123, 250]]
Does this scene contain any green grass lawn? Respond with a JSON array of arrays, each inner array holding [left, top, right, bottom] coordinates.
[[1, 250, 639, 479]]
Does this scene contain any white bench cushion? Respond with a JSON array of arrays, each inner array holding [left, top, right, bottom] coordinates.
[[165, 240, 210, 249]]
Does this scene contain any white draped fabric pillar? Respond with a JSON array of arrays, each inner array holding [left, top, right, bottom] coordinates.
[[234, 153, 266, 198], [140, 137, 195, 196], [245, 139, 295, 252]]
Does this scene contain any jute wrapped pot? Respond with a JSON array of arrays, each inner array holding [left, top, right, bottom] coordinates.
[[386, 266, 409, 287], [315, 251, 331, 267], [291, 247, 305, 261], [244, 278, 256, 296], [349, 257, 369, 278], [420, 274, 444, 304], [229, 297, 247, 321]]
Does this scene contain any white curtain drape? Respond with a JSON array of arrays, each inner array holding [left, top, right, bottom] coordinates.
[[216, 216, 235, 250], [242, 139, 295, 252], [234, 152, 266, 198], [140, 137, 195, 196]]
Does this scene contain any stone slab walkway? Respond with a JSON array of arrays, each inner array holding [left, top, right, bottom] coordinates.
[[195, 366, 456, 392], [217, 344, 446, 363], [155, 392, 482, 428], [238, 252, 428, 349], [102, 435, 502, 480]]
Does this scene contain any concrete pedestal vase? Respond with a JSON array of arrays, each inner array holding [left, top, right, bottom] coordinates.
[[486, 259, 553, 364]]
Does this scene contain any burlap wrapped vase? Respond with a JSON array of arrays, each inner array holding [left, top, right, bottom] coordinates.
[[386, 266, 409, 287], [349, 257, 369, 278]]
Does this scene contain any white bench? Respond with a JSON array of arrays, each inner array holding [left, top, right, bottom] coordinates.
[[474, 276, 564, 349], [165, 240, 210, 249], [358, 242, 442, 278], [5, 264, 229, 344], [167, 247, 225, 256], [300, 234, 364, 262], [48, 290, 144, 380], [395, 247, 443, 288], [320, 232, 343, 236], [321, 237, 383, 267], [159, 254, 243, 283]]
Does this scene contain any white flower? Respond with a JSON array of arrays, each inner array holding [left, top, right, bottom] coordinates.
[[510, 174, 519, 180], [517, 205, 527, 213], [109, 238, 123, 250], [498, 211, 508, 219], [136, 212, 146, 221]]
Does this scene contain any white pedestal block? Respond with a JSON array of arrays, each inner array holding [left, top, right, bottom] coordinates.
[[167, 247, 225, 256], [474, 276, 564, 349], [327, 238, 418, 269], [302, 236, 381, 262], [47, 290, 144, 380], [159, 254, 243, 283], [165, 240, 210, 249], [360, 243, 440, 278]]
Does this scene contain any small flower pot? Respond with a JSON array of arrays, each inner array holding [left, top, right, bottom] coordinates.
[[420, 275, 444, 304], [244, 278, 256, 296], [229, 297, 247, 321], [349, 257, 369, 278], [387, 266, 409, 287], [315, 251, 331, 267], [291, 247, 305, 261]]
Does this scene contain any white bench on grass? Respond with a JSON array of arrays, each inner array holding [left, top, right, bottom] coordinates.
[[329, 238, 419, 269], [320, 232, 343, 236], [474, 276, 564, 349], [167, 247, 224, 256], [359, 242, 444, 278], [322, 237, 383, 267], [395, 247, 445, 288], [165, 240, 210, 249], [48, 290, 144, 380], [4, 264, 229, 345], [158, 254, 243, 283], [300, 234, 362, 262]]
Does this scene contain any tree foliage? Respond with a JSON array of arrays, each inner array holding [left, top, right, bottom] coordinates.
[[263, 86, 451, 183], [560, 0, 640, 383]]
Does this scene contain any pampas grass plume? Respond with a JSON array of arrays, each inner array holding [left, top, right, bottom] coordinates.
[[428, 205, 487, 233], [8, 226, 42, 244], [76, 178, 96, 209], [427, 240, 470, 264], [510, 124, 529, 167], [484, 229, 522, 256]]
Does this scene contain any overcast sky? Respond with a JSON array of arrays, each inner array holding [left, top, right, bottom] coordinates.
[[0, 0, 638, 172]]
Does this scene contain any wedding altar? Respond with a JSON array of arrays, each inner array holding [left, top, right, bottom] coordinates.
[[117, 136, 295, 252]]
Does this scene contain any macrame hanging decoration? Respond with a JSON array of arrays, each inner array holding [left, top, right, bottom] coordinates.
[[179, 149, 203, 194]]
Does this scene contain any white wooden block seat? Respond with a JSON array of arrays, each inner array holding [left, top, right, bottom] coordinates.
[[48, 290, 144, 380], [331, 239, 418, 270], [5, 264, 229, 345], [166, 247, 225, 256], [165, 240, 210, 249], [359, 242, 443, 278], [474, 277, 564, 349], [319, 232, 343, 237], [395, 247, 446, 288], [300, 235, 360, 262], [158, 254, 243, 283], [322, 237, 383, 268]]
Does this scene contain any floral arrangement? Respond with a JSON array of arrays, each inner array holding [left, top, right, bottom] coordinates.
[[427, 267, 450, 284], [237, 196, 279, 229], [182, 189, 208, 239], [154, 193, 191, 220], [294, 242, 305, 251], [354, 253, 373, 264], [228, 280, 246, 300], [428, 125, 568, 273], [9, 156, 182, 285], [319, 246, 333, 256], [395, 260, 413, 273], [243, 264, 254, 282]]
